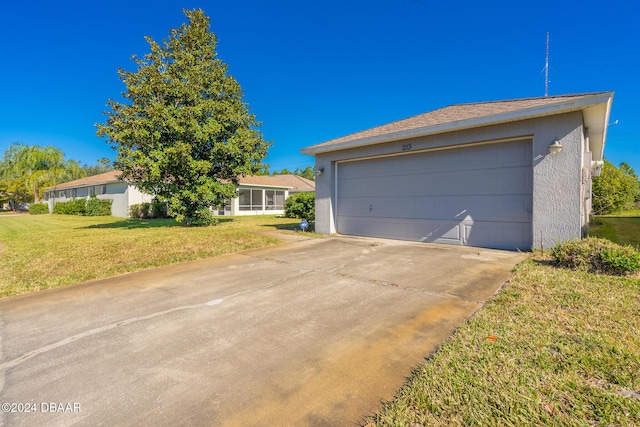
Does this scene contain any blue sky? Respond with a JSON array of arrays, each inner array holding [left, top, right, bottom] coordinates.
[[1, 0, 638, 173]]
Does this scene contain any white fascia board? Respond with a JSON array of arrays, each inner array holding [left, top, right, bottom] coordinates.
[[581, 94, 613, 162], [301, 92, 614, 155], [238, 183, 293, 190], [45, 179, 122, 191]]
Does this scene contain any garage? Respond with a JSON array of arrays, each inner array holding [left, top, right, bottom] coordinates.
[[336, 140, 533, 250], [302, 92, 614, 251]]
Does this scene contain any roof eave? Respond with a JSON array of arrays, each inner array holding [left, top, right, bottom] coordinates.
[[239, 183, 293, 190], [583, 94, 613, 162], [45, 178, 122, 191], [301, 92, 614, 155]]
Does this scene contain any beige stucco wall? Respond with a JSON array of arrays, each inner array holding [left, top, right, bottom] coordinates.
[[313, 111, 589, 249]]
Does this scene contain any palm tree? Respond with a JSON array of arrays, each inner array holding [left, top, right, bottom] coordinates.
[[0, 143, 87, 205], [23, 145, 66, 202]]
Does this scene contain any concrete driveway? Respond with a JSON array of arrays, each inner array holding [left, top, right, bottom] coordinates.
[[0, 235, 524, 426]]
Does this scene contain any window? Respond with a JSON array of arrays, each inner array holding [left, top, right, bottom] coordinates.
[[265, 190, 285, 210], [238, 188, 264, 211], [216, 200, 232, 215], [238, 189, 250, 211], [100, 184, 107, 195], [251, 190, 262, 210]]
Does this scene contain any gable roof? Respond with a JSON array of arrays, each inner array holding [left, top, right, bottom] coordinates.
[[48, 170, 122, 190], [47, 171, 315, 192], [301, 92, 613, 161], [239, 174, 315, 192]]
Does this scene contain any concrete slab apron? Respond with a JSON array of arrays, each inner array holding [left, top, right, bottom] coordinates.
[[0, 236, 524, 427]]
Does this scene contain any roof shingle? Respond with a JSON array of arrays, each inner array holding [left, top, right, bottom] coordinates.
[[237, 174, 315, 192], [302, 92, 611, 153], [47, 171, 315, 192], [47, 171, 122, 190]]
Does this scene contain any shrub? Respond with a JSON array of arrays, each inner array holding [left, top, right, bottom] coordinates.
[[130, 200, 170, 219], [130, 203, 149, 219], [85, 196, 112, 216], [53, 198, 87, 215], [182, 207, 219, 227], [150, 200, 169, 218], [551, 237, 640, 275], [285, 192, 315, 221], [29, 203, 49, 215]]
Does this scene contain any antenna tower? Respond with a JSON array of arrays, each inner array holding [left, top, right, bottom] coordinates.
[[544, 32, 549, 97]]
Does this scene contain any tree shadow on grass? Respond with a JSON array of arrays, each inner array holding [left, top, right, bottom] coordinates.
[[83, 218, 234, 230], [262, 221, 315, 232]]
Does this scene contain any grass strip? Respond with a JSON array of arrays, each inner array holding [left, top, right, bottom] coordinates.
[[0, 215, 308, 297], [367, 257, 640, 426]]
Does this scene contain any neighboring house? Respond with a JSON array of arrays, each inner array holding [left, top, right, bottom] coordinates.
[[217, 174, 315, 216], [301, 92, 613, 251], [44, 171, 315, 218], [44, 171, 153, 217]]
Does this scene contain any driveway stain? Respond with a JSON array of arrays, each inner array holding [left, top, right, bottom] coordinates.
[[220, 298, 479, 426]]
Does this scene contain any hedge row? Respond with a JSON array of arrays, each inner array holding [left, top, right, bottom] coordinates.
[[53, 196, 112, 216]]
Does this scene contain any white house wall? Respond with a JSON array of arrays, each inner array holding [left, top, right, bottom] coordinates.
[[314, 112, 587, 250], [97, 182, 129, 218], [125, 186, 154, 218]]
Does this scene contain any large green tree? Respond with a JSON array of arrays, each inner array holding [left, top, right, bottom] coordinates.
[[592, 160, 640, 214], [96, 9, 270, 225]]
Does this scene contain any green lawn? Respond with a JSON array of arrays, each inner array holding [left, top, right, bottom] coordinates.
[[367, 259, 640, 426], [0, 214, 308, 297], [610, 209, 640, 217], [367, 217, 640, 426], [589, 216, 640, 248]]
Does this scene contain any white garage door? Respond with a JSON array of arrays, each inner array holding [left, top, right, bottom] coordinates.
[[336, 140, 533, 250]]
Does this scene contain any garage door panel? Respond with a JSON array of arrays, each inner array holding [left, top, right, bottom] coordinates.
[[341, 166, 531, 198], [336, 140, 533, 250], [465, 222, 531, 250], [340, 147, 528, 180], [464, 142, 530, 168], [460, 167, 532, 195], [340, 214, 530, 250], [338, 193, 531, 224], [338, 216, 463, 244], [339, 215, 529, 250]]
